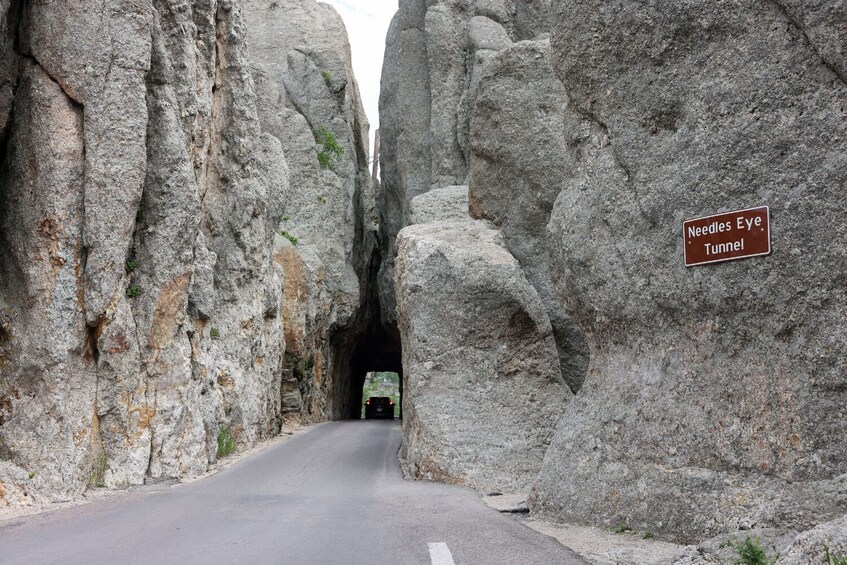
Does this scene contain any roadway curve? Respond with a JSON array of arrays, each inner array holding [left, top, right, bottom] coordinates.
[[0, 421, 586, 564]]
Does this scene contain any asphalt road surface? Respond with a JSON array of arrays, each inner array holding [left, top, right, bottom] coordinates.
[[0, 421, 587, 564]]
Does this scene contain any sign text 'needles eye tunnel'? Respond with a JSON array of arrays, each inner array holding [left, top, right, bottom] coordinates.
[[683, 206, 771, 267]]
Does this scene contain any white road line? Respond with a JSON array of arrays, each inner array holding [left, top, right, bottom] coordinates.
[[428, 542, 456, 565]]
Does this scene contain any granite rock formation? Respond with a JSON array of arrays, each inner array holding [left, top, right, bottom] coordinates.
[[469, 37, 588, 393], [531, 0, 847, 541], [409, 185, 469, 226], [378, 0, 562, 340], [244, 0, 378, 422], [0, 0, 374, 506], [382, 0, 847, 545]]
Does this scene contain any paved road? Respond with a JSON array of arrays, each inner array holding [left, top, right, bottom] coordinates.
[[0, 421, 586, 564]]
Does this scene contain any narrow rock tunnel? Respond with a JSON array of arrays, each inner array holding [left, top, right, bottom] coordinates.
[[321, 246, 404, 422], [347, 325, 403, 420]]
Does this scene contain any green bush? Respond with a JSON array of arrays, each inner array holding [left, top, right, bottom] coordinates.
[[126, 285, 142, 298], [210, 327, 220, 339], [278, 229, 298, 246], [314, 126, 344, 171], [217, 427, 235, 458], [321, 69, 332, 86], [734, 537, 778, 565], [125, 259, 139, 273]]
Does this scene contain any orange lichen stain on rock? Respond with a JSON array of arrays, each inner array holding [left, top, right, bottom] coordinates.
[[0, 482, 6, 498], [106, 332, 130, 354], [148, 273, 191, 350], [72, 426, 89, 445], [38, 217, 59, 239], [135, 405, 156, 431], [313, 351, 324, 384], [280, 246, 310, 351]]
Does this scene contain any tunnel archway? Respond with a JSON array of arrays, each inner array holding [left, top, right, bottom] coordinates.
[[347, 321, 402, 420]]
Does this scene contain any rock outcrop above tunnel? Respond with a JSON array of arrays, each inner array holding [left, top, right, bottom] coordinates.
[[409, 185, 469, 226], [529, 0, 847, 541], [0, 0, 374, 505], [395, 219, 570, 493], [378, 0, 559, 339]]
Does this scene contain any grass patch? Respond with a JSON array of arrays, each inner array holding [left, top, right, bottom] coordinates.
[[321, 69, 332, 86], [126, 284, 141, 298], [217, 427, 235, 458], [125, 259, 139, 273], [825, 546, 847, 565], [734, 537, 778, 565], [642, 532, 654, 540], [278, 229, 298, 246], [210, 327, 220, 339], [314, 126, 344, 171], [611, 524, 633, 534], [88, 453, 107, 488]]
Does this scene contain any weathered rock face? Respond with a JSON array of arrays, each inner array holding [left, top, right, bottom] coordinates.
[[378, 0, 553, 338], [531, 0, 847, 541], [395, 218, 570, 493], [409, 185, 469, 226], [777, 514, 847, 565], [0, 0, 373, 505], [244, 0, 378, 421], [469, 38, 588, 393]]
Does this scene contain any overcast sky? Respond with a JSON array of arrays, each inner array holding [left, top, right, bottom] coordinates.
[[320, 0, 398, 158]]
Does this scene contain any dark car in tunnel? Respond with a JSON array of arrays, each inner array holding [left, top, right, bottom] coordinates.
[[364, 397, 394, 419]]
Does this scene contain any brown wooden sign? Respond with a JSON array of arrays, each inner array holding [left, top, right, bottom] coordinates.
[[683, 206, 770, 267]]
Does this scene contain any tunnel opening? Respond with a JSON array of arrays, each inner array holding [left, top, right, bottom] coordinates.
[[320, 242, 403, 421], [346, 319, 403, 420], [361, 372, 400, 419]]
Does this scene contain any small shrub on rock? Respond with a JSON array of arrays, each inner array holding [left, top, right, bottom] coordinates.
[[217, 427, 235, 458], [314, 126, 343, 171]]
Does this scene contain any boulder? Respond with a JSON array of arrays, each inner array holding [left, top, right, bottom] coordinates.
[[469, 38, 588, 393], [409, 185, 469, 225], [395, 219, 570, 492]]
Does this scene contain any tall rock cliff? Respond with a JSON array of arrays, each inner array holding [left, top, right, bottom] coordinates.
[[530, 0, 847, 540], [381, 0, 847, 544], [0, 0, 374, 506], [244, 0, 378, 422]]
